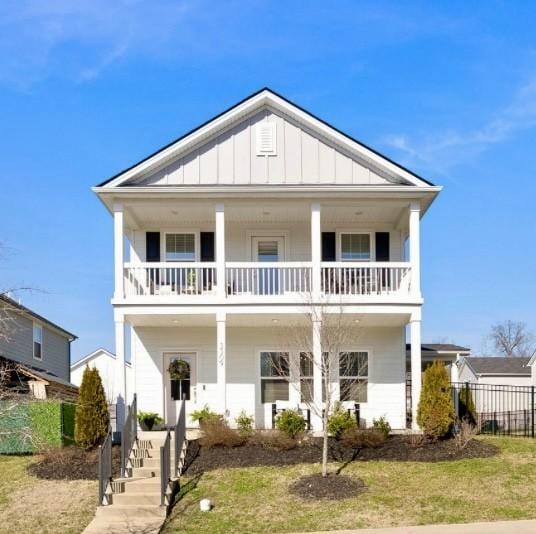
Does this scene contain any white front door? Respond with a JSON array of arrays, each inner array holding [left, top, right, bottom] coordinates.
[[164, 352, 197, 426], [252, 237, 285, 295]]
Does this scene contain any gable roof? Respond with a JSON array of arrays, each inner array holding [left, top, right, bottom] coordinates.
[[96, 87, 435, 189], [71, 347, 131, 369], [462, 357, 531, 376], [405, 343, 470, 355], [0, 294, 77, 340]]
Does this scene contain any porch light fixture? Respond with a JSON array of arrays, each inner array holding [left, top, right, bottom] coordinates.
[[172, 319, 179, 324], [354, 211, 363, 216], [263, 210, 271, 216], [272, 318, 279, 324], [354, 319, 360, 324]]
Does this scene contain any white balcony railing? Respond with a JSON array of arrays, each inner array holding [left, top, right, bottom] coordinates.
[[321, 262, 411, 296], [122, 262, 412, 299], [124, 262, 217, 297], [226, 262, 312, 296]]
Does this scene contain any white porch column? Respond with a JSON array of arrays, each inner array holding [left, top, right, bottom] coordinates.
[[215, 204, 226, 298], [409, 201, 421, 298], [311, 203, 321, 300], [113, 203, 124, 299], [410, 317, 422, 430], [451, 353, 460, 383], [216, 311, 227, 414], [114, 318, 126, 428], [312, 313, 323, 431]]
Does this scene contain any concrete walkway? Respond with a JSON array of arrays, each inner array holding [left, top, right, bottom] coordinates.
[[300, 520, 536, 534]]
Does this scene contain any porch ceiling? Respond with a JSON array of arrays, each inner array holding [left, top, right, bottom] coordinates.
[[124, 200, 409, 228]]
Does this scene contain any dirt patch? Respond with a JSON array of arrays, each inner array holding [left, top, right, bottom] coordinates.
[[184, 435, 499, 475], [289, 473, 366, 500], [27, 445, 121, 480]]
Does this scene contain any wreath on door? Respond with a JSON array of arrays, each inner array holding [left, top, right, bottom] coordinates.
[[168, 359, 190, 380]]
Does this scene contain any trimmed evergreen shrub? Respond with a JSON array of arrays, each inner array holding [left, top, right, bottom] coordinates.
[[458, 385, 476, 425], [417, 360, 455, 439], [275, 409, 306, 438], [235, 411, 254, 436], [74, 366, 110, 448], [372, 416, 391, 438], [327, 403, 356, 439]]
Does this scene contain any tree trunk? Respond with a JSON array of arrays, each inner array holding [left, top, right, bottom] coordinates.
[[322, 412, 329, 477]]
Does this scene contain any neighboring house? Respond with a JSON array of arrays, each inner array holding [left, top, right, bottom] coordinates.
[[458, 356, 532, 387], [71, 348, 133, 403], [0, 294, 77, 400], [406, 343, 471, 382], [93, 88, 442, 431]]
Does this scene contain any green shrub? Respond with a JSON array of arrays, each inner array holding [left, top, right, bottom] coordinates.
[[199, 419, 245, 448], [249, 430, 297, 450], [75, 366, 110, 448], [327, 403, 356, 439], [190, 405, 222, 427], [341, 427, 386, 449], [235, 411, 254, 436], [61, 402, 76, 446], [29, 400, 62, 450], [372, 416, 391, 438], [458, 385, 476, 424], [138, 411, 163, 430], [417, 360, 455, 439], [275, 409, 306, 438]]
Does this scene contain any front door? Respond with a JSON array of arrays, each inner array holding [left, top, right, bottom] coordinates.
[[164, 352, 196, 426], [252, 237, 285, 295]]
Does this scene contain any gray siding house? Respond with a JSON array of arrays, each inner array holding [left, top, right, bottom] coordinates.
[[0, 294, 77, 399]]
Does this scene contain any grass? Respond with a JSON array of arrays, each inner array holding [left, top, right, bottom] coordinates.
[[163, 437, 536, 533], [0, 455, 96, 534]]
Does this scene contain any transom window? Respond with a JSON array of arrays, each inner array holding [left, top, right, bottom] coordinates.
[[165, 233, 195, 261], [341, 233, 371, 261], [260, 351, 289, 403], [33, 324, 43, 360], [339, 351, 368, 402]]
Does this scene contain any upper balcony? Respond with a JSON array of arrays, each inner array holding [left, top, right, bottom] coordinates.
[[112, 199, 422, 307]]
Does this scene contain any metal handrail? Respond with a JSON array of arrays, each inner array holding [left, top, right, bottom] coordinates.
[[98, 426, 113, 506], [121, 393, 137, 478], [174, 399, 186, 477], [160, 430, 171, 506]]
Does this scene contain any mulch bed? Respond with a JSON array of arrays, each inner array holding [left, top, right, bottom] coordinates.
[[289, 473, 366, 500], [27, 445, 121, 480], [184, 435, 499, 475]]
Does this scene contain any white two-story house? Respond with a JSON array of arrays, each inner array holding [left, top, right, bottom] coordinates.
[[93, 88, 440, 432]]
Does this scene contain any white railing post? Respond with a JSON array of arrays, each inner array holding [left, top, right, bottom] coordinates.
[[409, 201, 421, 298], [216, 204, 226, 298], [311, 203, 321, 300], [113, 203, 124, 299]]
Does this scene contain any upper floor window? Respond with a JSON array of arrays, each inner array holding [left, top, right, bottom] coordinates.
[[339, 351, 368, 402], [33, 324, 43, 360], [341, 233, 371, 261], [165, 233, 195, 261]]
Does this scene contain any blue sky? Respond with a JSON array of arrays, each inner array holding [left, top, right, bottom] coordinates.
[[1, 1, 535, 361]]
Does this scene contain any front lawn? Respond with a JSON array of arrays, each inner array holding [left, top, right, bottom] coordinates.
[[163, 437, 536, 533], [0, 455, 96, 534]]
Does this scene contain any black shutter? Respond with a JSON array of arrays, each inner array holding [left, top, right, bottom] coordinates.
[[375, 232, 390, 261], [321, 232, 336, 261], [146, 232, 160, 262], [200, 232, 215, 261]]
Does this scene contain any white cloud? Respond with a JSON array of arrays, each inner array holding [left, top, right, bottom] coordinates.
[[382, 78, 536, 174]]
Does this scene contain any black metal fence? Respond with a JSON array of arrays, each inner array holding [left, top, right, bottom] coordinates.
[[451, 382, 535, 438]]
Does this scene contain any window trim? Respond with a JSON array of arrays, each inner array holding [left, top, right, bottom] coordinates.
[[259, 350, 290, 404], [338, 231, 373, 262], [33, 322, 43, 361], [338, 350, 370, 403], [162, 231, 199, 262]]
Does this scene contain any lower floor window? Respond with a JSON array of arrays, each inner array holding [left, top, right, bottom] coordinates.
[[260, 351, 289, 403], [339, 351, 368, 402]]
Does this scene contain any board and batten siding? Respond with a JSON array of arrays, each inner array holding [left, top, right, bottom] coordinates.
[[132, 325, 406, 429], [0, 313, 71, 382], [135, 108, 395, 187]]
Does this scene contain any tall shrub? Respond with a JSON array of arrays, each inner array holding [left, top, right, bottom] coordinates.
[[75, 367, 109, 448], [417, 361, 455, 439], [458, 385, 476, 425]]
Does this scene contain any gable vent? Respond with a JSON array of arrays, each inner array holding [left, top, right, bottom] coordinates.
[[256, 122, 277, 155]]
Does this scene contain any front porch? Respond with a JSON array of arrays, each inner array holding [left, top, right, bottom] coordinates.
[[117, 311, 423, 432]]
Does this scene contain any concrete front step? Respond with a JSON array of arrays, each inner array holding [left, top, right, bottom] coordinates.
[[96, 504, 167, 520], [113, 492, 162, 506], [83, 518, 162, 534]]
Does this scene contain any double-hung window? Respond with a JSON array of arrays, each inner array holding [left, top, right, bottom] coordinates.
[[340, 233, 371, 261], [33, 324, 43, 360], [260, 352, 289, 403], [339, 351, 368, 402], [299, 352, 314, 403], [165, 233, 195, 261]]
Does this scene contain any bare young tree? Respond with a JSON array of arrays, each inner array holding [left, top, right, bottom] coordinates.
[[490, 320, 536, 358], [269, 304, 363, 477]]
